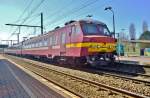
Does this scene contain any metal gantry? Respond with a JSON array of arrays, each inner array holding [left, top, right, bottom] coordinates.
[[5, 13, 43, 44]]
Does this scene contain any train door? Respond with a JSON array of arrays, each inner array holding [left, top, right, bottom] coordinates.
[[71, 25, 76, 42], [60, 26, 74, 56], [60, 32, 66, 56], [68, 25, 75, 56]]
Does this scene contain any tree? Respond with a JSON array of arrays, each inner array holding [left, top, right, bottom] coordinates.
[[139, 31, 150, 48], [142, 21, 148, 33], [129, 23, 136, 40]]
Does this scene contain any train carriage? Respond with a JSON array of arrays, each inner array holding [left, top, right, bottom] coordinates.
[[5, 19, 117, 65]]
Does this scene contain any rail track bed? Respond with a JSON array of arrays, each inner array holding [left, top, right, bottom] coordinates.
[[91, 64, 150, 83], [4, 55, 150, 98], [86, 67, 150, 85]]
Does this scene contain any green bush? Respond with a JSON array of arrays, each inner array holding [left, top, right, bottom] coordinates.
[[139, 31, 150, 48]]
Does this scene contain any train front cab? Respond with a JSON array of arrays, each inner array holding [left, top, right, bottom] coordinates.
[[67, 20, 116, 65]]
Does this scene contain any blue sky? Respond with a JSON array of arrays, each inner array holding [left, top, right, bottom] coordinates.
[[0, 0, 150, 44]]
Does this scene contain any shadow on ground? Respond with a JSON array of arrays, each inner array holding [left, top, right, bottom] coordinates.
[[6, 55, 147, 77]]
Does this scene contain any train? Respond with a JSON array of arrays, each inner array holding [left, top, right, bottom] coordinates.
[[5, 19, 117, 66]]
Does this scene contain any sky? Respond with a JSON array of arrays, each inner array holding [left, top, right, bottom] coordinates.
[[0, 0, 150, 44]]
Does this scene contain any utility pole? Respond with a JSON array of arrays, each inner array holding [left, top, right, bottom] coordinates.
[[41, 13, 43, 35], [5, 23, 41, 44], [117, 33, 121, 57], [5, 12, 44, 43], [2, 40, 17, 46], [18, 27, 20, 43], [121, 29, 126, 40], [17, 33, 20, 44], [23, 37, 27, 41]]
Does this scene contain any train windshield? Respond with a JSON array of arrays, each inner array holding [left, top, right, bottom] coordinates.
[[82, 23, 110, 36]]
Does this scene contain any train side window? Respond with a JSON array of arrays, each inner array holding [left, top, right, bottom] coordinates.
[[42, 39, 44, 46], [41, 40, 43, 46], [45, 38, 48, 46], [71, 25, 80, 36], [33, 42, 35, 48], [104, 28, 109, 36], [36, 41, 38, 47], [55, 36, 58, 45], [28, 43, 30, 48], [32, 42, 33, 48], [61, 33, 66, 44], [42, 38, 46, 46], [49, 37, 52, 46], [71, 26, 76, 35], [39, 41, 42, 47], [76, 25, 81, 34], [37, 41, 39, 47], [52, 36, 56, 46], [40, 39, 44, 47], [39, 41, 41, 47], [30, 43, 32, 48], [35, 42, 37, 47]]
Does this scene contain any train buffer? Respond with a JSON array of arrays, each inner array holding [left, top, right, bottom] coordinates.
[[0, 55, 75, 98]]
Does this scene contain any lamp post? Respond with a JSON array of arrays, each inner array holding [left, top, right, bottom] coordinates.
[[105, 6, 115, 38], [115, 33, 121, 56]]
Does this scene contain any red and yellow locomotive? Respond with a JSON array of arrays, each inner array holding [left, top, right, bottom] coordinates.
[[5, 19, 116, 65]]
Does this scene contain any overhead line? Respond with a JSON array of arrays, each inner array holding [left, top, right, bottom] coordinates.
[[8, 0, 45, 40], [33, 0, 75, 25], [7, 0, 34, 39], [15, 0, 34, 23], [44, 0, 100, 27], [44, 0, 90, 26], [45, 0, 114, 30], [22, 13, 41, 24], [12, 14, 40, 25], [68, 0, 114, 19], [31, 0, 88, 28], [44, 0, 74, 21], [19, 0, 45, 25]]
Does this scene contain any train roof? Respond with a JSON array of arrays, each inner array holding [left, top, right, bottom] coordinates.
[[63, 19, 106, 26], [47, 19, 106, 33], [79, 19, 106, 25], [13, 19, 107, 46]]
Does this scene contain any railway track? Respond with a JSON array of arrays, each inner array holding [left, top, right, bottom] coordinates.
[[5, 55, 150, 98], [19, 55, 150, 82], [28, 65, 148, 98], [87, 67, 150, 85], [92, 62, 150, 79]]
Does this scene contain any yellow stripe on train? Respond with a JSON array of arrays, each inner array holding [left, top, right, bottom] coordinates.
[[66, 42, 116, 52]]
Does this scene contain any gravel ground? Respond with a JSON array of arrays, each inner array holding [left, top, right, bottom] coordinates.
[[4, 55, 150, 97], [4, 55, 127, 98]]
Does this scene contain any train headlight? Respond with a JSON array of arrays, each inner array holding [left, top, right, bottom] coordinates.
[[108, 45, 115, 49], [97, 45, 101, 48], [108, 45, 111, 48]]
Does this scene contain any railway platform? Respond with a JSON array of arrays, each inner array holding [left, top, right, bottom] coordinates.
[[0, 56, 70, 98], [118, 56, 150, 65]]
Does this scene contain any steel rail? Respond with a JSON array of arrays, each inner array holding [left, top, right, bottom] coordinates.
[[90, 68, 150, 85], [22, 65, 84, 98], [5, 55, 150, 98], [18, 57, 148, 98]]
